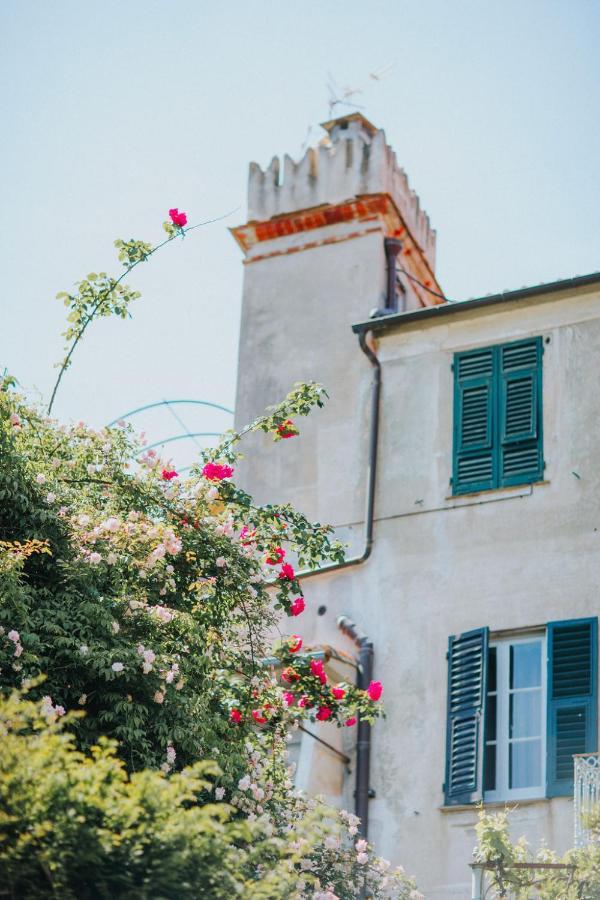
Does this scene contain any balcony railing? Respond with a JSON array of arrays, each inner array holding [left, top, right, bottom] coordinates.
[[574, 752, 600, 848]]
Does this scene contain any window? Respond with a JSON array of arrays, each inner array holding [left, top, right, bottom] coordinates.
[[451, 337, 544, 495], [444, 618, 597, 806], [484, 636, 546, 801]]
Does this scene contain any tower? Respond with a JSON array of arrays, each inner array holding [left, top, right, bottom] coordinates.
[[231, 113, 442, 526]]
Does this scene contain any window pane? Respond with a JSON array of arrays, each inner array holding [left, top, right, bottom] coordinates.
[[488, 647, 497, 692], [510, 691, 541, 739], [485, 694, 497, 742], [510, 738, 542, 788], [484, 743, 496, 791], [510, 641, 541, 689]]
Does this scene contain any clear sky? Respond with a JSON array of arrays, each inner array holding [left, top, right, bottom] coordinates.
[[1, 1, 598, 468]]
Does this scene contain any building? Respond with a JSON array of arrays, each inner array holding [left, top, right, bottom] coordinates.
[[231, 113, 600, 898]]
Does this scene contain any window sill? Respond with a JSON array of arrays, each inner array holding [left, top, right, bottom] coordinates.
[[439, 795, 558, 813], [445, 480, 549, 503]]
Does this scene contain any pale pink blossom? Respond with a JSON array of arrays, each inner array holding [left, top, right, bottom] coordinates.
[[215, 787, 225, 801], [216, 556, 227, 568], [166, 744, 176, 765], [7, 630, 19, 643], [35, 473, 46, 484], [89, 552, 102, 565], [111, 662, 124, 672], [102, 516, 120, 533], [46, 492, 56, 504], [13, 643, 23, 658], [153, 691, 165, 704]]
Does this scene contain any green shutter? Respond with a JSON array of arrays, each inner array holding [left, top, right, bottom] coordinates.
[[499, 337, 544, 487], [452, 349, 495, 494], [452, 338, 544, 494], [546, 618, 597, 797], [444, 627, 488, 805]]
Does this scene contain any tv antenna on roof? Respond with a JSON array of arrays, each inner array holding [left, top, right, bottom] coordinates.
[[326, 65, 394, 117]]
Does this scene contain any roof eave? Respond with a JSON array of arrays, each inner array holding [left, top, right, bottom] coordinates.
[[352, 272, 600, 335]]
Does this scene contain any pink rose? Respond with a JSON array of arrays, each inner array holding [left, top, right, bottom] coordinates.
[[290, 597, 305, 617], [316, 706, 332, 721], [278, 562, 295, 581], [161, 469, 178, 481], [252, 709, 267, 725], [288, 636, 302, 653], [168, 208, 188, 227], [283, 691, 295, 706], [332, 686, 345, 700], [345, 717, 357, 727], [275, 419, 298, 439], [202, 462, 234, 481], [367, 680, 383, 701], [230, 709, 242, 724], [281, 667, 299, 683], [266, 546, 285, 565]]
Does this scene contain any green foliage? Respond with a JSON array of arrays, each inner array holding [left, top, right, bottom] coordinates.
[[0, 688, 258, 899], [1, 215, 421, 897], [0, 688, 417, 899], [474, 807, 599, 898]]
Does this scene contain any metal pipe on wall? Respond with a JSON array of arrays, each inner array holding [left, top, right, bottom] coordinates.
[[337, 615, 375, 839]]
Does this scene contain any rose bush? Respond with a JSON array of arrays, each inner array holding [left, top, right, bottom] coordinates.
[[0, 212, 420, 898]]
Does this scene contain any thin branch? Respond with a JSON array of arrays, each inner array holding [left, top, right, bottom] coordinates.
[[46, 206, 240, 415]]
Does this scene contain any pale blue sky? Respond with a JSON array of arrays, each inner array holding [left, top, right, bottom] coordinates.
[[1, 1, 598, 467]]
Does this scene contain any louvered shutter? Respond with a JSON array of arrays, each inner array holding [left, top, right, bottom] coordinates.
[[444, 627, 489, 805], [499, 337, 544, 487], [452, 349, 495, 494], [547, 618, 598, 797]]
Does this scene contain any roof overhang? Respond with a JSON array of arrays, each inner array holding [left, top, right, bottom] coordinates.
[[352, 272, 600, 335]]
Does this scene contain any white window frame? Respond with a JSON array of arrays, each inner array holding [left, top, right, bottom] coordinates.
[[484, 633, 547, 802]]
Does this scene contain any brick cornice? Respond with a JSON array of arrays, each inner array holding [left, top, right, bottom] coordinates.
[[230, 192, 443, 303]]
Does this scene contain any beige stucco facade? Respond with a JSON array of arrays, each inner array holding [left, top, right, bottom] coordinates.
[[232, 116, 600, 897]]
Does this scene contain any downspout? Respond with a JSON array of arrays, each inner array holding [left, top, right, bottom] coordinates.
[[337, 615, 374, 839], [297, 329, 381, 580], [384, 237, 403, 312]]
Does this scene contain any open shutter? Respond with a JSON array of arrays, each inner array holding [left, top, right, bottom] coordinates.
[[445, 627, 489, 805], [499, 337, 544, 486], [547, 618, 597, 797], [452, 348, 495, 494]]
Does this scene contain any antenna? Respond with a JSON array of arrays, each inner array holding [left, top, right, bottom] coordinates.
[[325, 65, 394, 117]]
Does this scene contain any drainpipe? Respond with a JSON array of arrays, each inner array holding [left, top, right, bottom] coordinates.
[[337, 615, 374, 839], [297, 329, 380, 580], [384, 237, 403, 312]]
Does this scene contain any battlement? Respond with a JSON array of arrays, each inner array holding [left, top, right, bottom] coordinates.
[[247, 113, 437, 270]]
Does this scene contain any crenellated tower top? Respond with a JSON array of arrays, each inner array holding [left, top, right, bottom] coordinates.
[[241, 113, 436, 272]]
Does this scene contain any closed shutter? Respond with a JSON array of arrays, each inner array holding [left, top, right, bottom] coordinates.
[[499, 337, 544, 487], [546, 618, 597, 797], [444, 627, 489, 805], [453, 349, 495, 494]]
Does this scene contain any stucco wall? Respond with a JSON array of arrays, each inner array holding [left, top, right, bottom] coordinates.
[[235, 254, 600, 896]]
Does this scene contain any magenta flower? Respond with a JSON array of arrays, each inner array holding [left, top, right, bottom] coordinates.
[[169, 208, 188, 227]]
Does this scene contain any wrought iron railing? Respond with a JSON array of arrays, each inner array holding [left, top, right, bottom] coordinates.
[[574, 751, 600, 848]]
